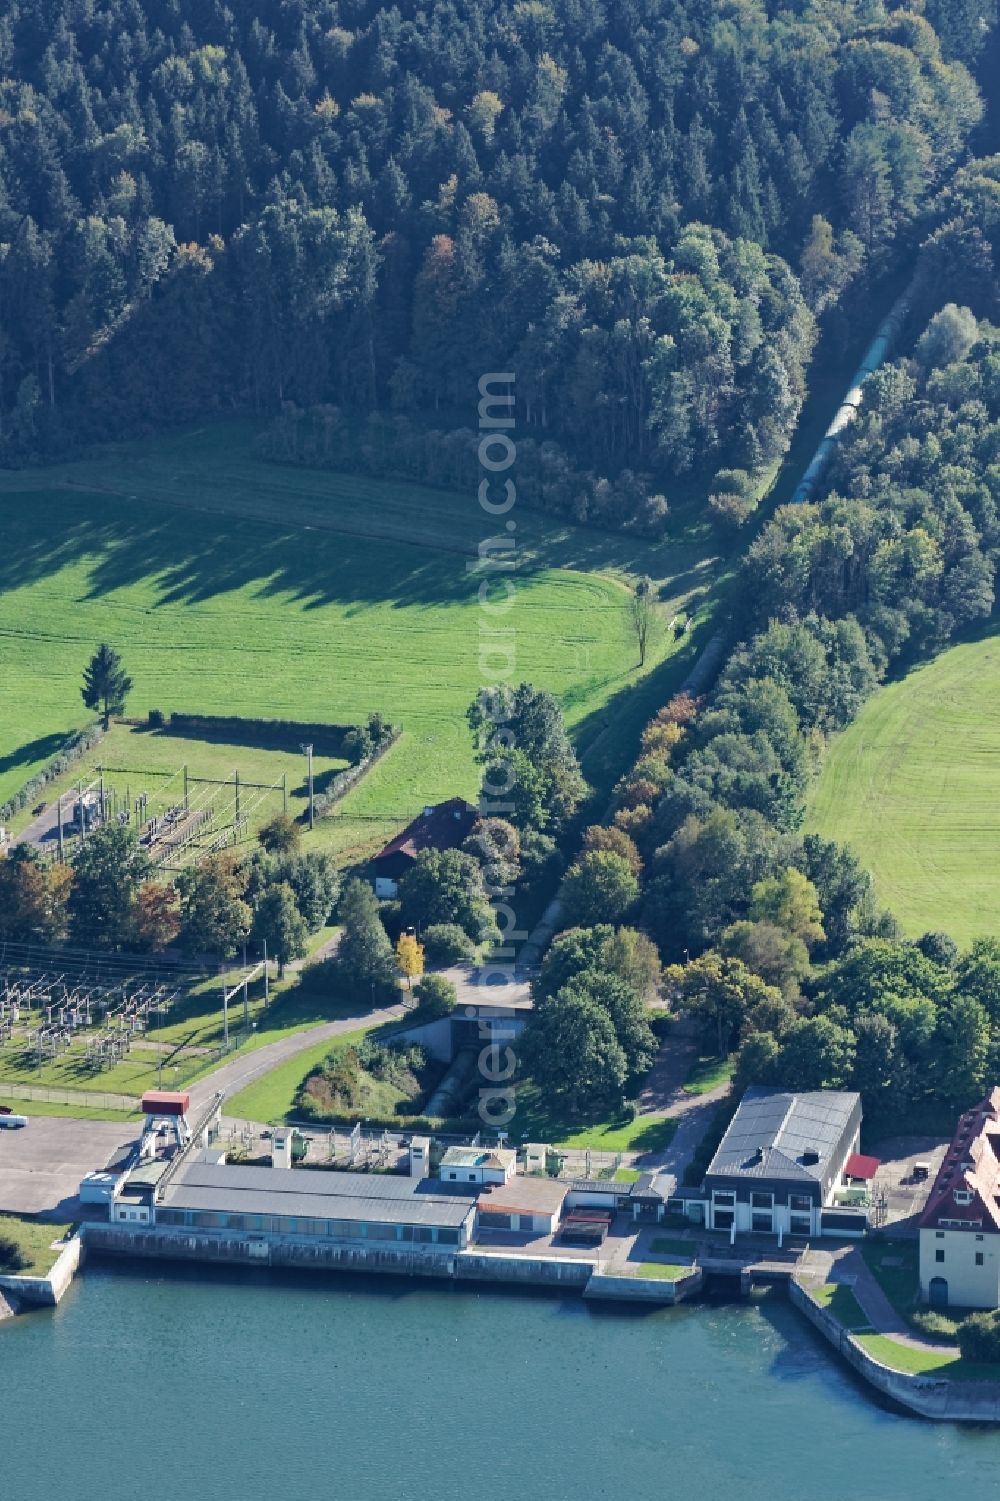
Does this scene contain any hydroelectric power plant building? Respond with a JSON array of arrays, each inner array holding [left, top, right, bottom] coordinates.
[[149, 1159, 479, 1247]]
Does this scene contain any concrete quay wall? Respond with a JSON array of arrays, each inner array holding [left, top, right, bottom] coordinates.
[[85, 1224, 458, 1280], [0, 1234, 83, 1309], [456, 1251, 592, 1289], [84, 1225, 595, 1290], [790, 1279, 1000, 1423], [585, 1268, 703, 1305]]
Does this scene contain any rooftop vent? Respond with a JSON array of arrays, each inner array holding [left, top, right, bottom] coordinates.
[[801, 1149, 820, 1166]]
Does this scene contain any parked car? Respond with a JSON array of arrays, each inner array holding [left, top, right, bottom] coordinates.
[[0, 1113, 29, 1129], [0, 1105, 12, 1116]]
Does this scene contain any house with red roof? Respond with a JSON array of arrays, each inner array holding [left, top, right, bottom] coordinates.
[[372, 798, 478, 898], [919, 1088, 1000, 1310]]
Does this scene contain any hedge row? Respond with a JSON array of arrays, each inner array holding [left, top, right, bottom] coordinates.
[[312, 727, 401, 820], [0, 723, 105, 827], [132, 711, 354, 756]]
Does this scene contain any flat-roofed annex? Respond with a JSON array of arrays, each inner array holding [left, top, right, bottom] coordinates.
[[158, 1161, 479, 1227]]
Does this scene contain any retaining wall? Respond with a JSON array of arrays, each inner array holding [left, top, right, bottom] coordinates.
[[85, 1224, 597, 1291], [790, 1279, 1000, 1422], [585, 1268, 703, 1304], [85, 1225, 456, 1280], [456, 1251, 593, 1289], [0, 1234, 83, 1308]]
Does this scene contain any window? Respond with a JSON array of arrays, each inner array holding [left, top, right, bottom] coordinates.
[[751, 1213, 772, 1232], [751, 1191, 773, 1209], [713, 1191, 736, 1207], [789, 1194, 811, 1212], [954, 1190, 973, 1206], [468, 1173, 477, 1182], [447, 1171, 457, 1181], [976, 1252, 985, 1267], [935, 1249, 945, 1263], [936, 1230, 944, 1238]]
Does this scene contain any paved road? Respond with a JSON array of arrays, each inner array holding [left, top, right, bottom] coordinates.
[[188, 1001, 411, 1114], [823, 1243, 961, 1356], [18, 797, 76, 855], [189, 962, 531, 1119]]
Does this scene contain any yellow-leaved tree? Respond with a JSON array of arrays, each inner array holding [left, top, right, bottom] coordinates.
[[396, 933, 425, 990]]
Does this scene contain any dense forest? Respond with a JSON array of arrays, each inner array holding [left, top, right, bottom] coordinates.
[[545, 158, 1000, 1129], [0, 0, 994, 526]]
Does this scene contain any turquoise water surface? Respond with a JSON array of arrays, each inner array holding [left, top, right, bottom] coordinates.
[[3, 1264, 999, 1500]]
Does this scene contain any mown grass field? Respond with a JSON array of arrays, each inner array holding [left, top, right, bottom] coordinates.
[[0, 1215, 73, 1277], [854, 1334, 997, 1382], [811, 1283, 871, 1331], [0, 424, 716, 861], [806, 630, 1000, 946], [225, 1028, 372, 1123]]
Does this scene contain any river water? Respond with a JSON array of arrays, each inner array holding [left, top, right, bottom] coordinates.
[[3, 1264, 999, 1500]]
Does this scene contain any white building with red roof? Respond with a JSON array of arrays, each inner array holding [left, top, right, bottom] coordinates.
[[919, 1088, 1000, 1311]]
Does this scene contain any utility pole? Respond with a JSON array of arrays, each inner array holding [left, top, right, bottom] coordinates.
[[183, 764, 189, 810], [302, 744, 314, 830], [57, 794, 64, 862], [242, 943, 249, 1029], [263, 939, 270, 1003], [235, 768, 241, 823], [281, 773, 287, 814], [222, 971, 229, 1049]]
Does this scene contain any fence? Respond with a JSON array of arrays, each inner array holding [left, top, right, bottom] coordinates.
[[0, 938, 209, 982], [0, 1081, 140, 1112]]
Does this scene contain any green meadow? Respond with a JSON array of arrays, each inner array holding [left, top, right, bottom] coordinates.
[[0, 425, 716, 860], [806, 630, 1000, 946]]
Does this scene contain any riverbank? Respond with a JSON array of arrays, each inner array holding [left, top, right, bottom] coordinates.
[[67, 1220, 1000, 1422], [82, 1221, 700, 1306], [791, 1280, 1000, 1423]]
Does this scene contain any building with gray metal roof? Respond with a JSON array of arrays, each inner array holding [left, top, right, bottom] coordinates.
[[144, 1161, 479, 1247], [702, 1087, 863, 1239]]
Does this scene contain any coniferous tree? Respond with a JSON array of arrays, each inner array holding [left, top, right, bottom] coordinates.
[[81, 643, 133, 728]]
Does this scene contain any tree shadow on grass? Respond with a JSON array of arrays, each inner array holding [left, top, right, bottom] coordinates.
[[129, 721, 346, 760], [0, 425, 715, 614], [0, 730, 77, 778]]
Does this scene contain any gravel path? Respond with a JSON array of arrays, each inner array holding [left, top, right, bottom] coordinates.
[[633, 1028, 733, 1176]]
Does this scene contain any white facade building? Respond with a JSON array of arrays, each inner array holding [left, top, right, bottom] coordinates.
[[919, 1088, 1000, 1310]]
